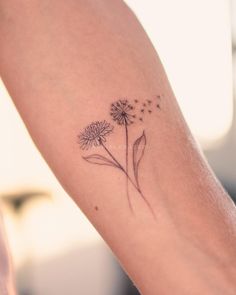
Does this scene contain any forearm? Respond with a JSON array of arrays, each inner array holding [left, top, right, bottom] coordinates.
[[0, 0, 236, 294]]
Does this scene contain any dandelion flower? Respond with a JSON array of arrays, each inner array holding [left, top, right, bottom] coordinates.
[[78, 120, 113, 150]]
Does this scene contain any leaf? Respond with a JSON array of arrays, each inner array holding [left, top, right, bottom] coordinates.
[[83, 154, 119, 168], [133, 131, 146, 188]]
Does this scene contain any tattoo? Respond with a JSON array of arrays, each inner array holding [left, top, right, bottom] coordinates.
[[78, 96, 161, 217], [79, 120, 113, 150]]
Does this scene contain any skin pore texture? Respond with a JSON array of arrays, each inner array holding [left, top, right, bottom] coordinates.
[[0, 0, 236, 294]]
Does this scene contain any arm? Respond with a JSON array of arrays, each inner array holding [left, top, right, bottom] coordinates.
[[0, 0, 236, 294]]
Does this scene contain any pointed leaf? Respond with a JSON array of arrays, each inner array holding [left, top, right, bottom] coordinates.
[[133, 131, 146, 188], [83, 154, 119, 168]]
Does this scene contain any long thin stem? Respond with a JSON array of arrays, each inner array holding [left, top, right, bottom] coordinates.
[[100, 140, 156, 218], [124, 121, 133, 212], [100, 141, 138, 186], [100, 141, 123, 169], [100, 141, 137, 188], [138, 189, 156, 219]]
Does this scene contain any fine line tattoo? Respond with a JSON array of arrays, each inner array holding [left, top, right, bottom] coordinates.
[[78, 96, 162, 216]]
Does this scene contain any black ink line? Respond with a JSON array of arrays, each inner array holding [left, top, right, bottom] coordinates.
[[124, 120, 133, 212], [99, 140, 123, 170], [99, 141, 137, 189], [132, 131, 156, 218], [100, 139, 152, 215]]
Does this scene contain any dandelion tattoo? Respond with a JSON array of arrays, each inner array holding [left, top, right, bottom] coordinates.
[[79, 121, 113, 150], [78, 96, 162, 216], [110, 99, 134, 125]]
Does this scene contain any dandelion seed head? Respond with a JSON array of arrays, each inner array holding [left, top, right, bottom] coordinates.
[[110, 99, 134, 125]]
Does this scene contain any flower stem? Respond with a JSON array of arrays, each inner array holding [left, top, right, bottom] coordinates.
[[100, 141, 136, 187], [124, 121, 133, 212], [100, 140, 155, 218], [137, 189, 156, 219], [99, 141, 123, 170]]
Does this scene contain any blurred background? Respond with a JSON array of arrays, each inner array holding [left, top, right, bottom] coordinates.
[[0, 0, 235, 294]]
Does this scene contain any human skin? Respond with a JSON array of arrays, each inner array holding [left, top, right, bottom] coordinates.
[[0, 0, 236, 294]]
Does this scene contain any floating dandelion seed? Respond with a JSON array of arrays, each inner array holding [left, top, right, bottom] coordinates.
[[78, 120, 113, 150], [110, 99, 134, 125]]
